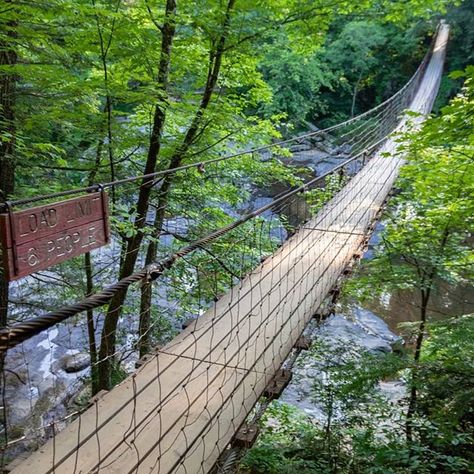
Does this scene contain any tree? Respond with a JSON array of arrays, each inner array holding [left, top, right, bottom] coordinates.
[[326, 21, 387, 118], [258, 17, 436, 130], [416, 315, 474, 468], [241, 317, 474, 473], [434, 0, 474, 107], [258, 33, 335, 129], [0, 0, 17, 328], [0, 0, 456, 395], [96, 0, 419, 391], [97, 0, 178, 390], [347, 66, 474, 447]]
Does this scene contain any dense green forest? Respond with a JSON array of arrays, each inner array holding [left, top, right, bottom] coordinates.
[[0, 0, 473, 472], [241, 67, 474, 473]]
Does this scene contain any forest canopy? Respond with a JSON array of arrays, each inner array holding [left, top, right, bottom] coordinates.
[[0, 0, 463, 198]]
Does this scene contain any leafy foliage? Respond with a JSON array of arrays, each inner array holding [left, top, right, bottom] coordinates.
[[241, 320, 474, 473], [0, 0, 468, 442], [242, 65, 474, 474], [346, 66, 474, 305], [259, 19, 434, 129]]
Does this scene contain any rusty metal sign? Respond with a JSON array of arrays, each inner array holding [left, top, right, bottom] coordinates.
[[0, 192, 110, 281]]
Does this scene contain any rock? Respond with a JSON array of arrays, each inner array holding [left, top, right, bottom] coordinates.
[[303, 121, 321, 133], [259, 149, 272, 161], [289, 150, 329, 164], [61, 353, 90, 373], [280, 309, 402, 418], [332, 143, 352, 155], [312, 140, 336, 154], [318, 313, 395, 354], [310, 134, 326, 144], [4, 365, 29, 389], [379, 380, 406, 404], [290, 143, 313, 153], [352, 307, 400, 344]]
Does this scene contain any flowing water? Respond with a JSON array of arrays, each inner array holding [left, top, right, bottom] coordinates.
[[4, 141, 472, 451], [280, 220, 474, 418]]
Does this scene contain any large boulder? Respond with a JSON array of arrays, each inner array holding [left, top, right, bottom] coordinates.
[[290, 143, 313, 153], [318, 308, 401, 354], [61, 352, 90, 373], [281, 308, 402, 418], [352, 307, 400, 344], [318, 314, 394, 353]]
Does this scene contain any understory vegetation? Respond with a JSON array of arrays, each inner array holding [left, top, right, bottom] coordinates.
[[241, 67, 474, 473], [241, 315, 474, 473]]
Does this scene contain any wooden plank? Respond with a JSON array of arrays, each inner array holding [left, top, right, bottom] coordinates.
[[100, 182, 378, 470], [160, 160, 393, 366], [232, 423, 260, 448]]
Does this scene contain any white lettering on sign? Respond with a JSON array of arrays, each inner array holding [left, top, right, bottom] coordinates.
[[35, 226, 100, 267], [26, 248, 40, 267], [67, 199, 93, 223], [15, 194, 101, 242]]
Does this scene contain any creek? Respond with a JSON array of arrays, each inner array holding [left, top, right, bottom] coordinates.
[[4, 137, 471, 454], [280, 221, 474, 420]]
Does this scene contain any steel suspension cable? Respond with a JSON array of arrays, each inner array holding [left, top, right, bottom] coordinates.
[[0, 133, 395, 353]]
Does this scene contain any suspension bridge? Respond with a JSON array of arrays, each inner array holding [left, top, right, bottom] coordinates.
[[1, 23, 448, 474]]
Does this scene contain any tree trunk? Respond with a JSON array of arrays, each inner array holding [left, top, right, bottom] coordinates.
[[0, 2, 17, 327], [405, 288, 430, 444], [405, 229, 449, 445], [93, 0, 119, 204], [0, 4, 16, 464], [83, 137, 104, 394], [97, 0, 177, 392], [85, 252, 99, 393], [0, 29, 16, 197], [86, 1, 119, 390], [137, 0, 236, 359], [350, 71, 363, 118]]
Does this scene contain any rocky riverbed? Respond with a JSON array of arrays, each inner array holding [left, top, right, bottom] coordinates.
[[1, 133, 352, 453], [281, 307, 405, 420]]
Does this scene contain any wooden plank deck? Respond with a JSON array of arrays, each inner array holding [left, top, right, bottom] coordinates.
[[12, 24, 448, 474]]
